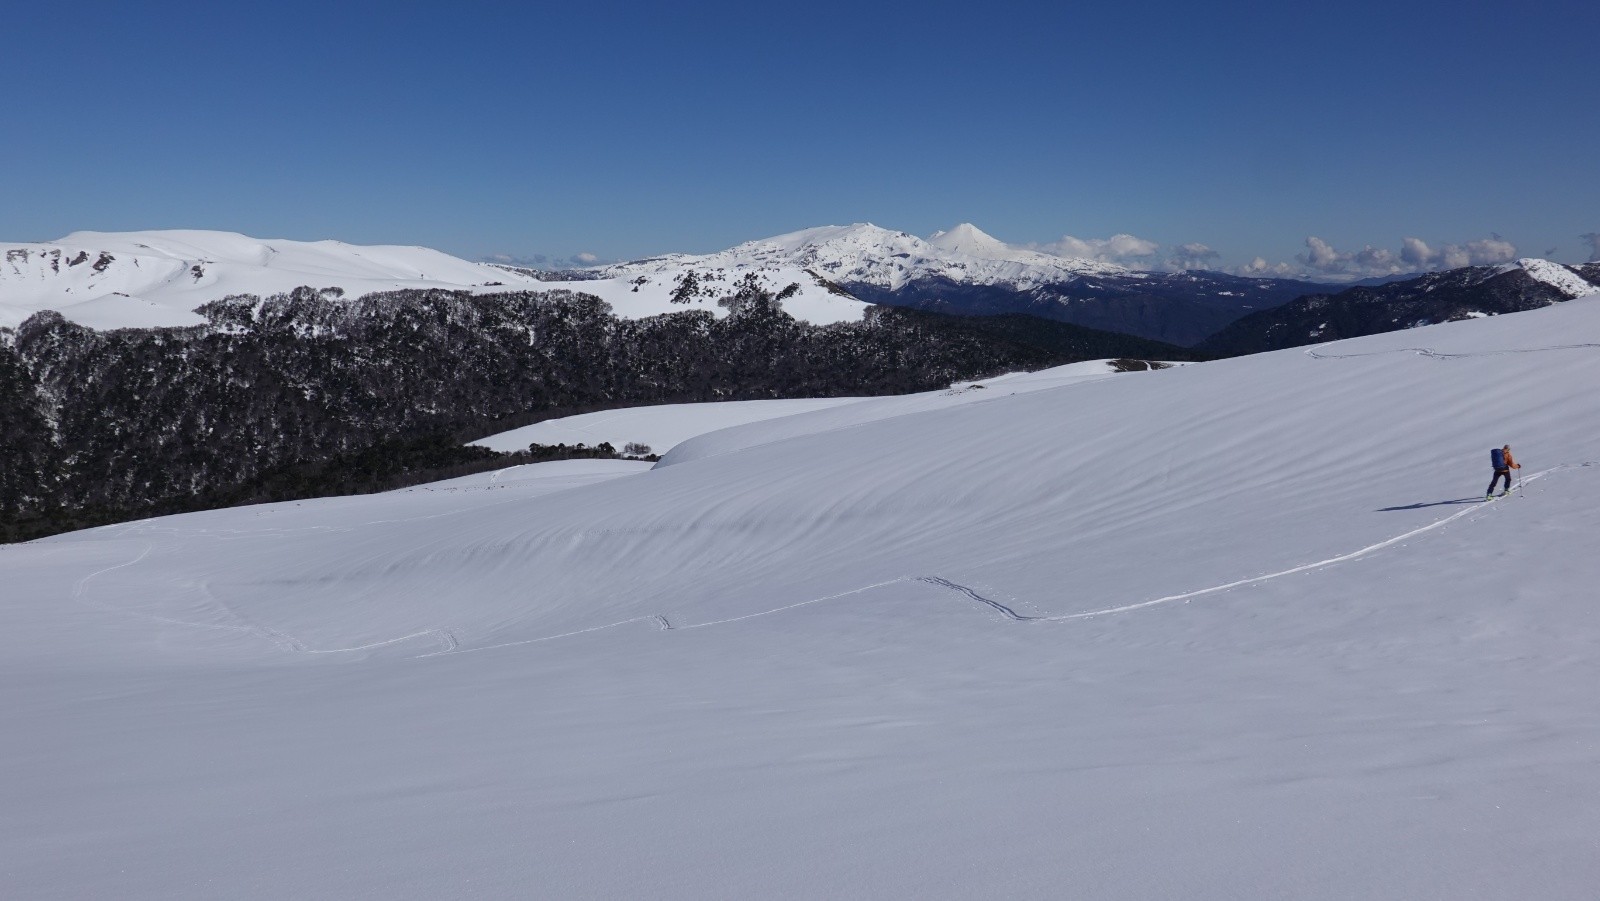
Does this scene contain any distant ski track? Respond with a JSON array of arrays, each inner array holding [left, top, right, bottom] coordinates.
[[420, 613, 685, 658], [422, 464, 1588, 658], [67, 541, 462, 656], [431, 580, 908, 658], [1049, 465, 1580, 621], [1306, 342, 1600, 361], [71, 543, 153, 602], [305, 629, 458, 655]]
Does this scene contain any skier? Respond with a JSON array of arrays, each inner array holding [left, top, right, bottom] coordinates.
[[1487, 444, 1520, 498]]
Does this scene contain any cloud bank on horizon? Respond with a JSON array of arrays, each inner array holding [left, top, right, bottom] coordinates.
[[1022, 229, 1531, 280], [1234, 234, 1523, 280], [484, 251, 614, 270]]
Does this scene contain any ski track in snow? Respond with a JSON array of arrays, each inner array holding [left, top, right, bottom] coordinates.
[[68, 542, 462, 656], [1305, 342, 1600, 361], [69, 466, 1587, 660], [417, 465, 1586, 658]]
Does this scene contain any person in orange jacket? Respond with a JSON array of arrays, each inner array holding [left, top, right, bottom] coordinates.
[[1487, 444, 1520, 498]]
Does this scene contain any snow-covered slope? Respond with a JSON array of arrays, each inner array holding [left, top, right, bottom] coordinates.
[[473, 397, 870, 455], [1503, 257, 1599, 298], [6, 296, 1600, 897], [0, 230, 873, 329], [0, 230, 549, 329], [471, 360, 1134, 455], [601, 222, 1129, 292]]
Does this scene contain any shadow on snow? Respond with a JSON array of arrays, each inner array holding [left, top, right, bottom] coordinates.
[[1377, 497, 1489, 512]]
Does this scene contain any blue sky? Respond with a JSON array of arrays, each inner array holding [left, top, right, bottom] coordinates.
[[5, 0, 1597, 276]]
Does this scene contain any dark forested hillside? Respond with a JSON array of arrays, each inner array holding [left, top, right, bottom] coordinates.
[[0, 286, 1192, 540], [1196, 265, 1590, 356], [845, 271, 1328, 347]]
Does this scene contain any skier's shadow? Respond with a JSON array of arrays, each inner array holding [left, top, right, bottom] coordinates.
[[1377, 497, 1484, 511]]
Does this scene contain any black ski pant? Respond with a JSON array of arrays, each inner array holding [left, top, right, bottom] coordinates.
[[1488, 468, 1512, 495]]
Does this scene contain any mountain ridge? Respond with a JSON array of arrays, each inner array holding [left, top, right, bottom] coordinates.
[[0, 229, 875, 331], [8, 226, 1596, 349]]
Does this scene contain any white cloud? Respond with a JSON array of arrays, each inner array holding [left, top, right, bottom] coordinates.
[[1297, 237, 1405, 277], [1400, 237, 1433, 267], [1031, 233, 1160, 265], [1408, 237, 1517, 270], [483, 251, 611, 270], [1032, 234, 1238, 272], [1167, 242, 1221, 270], [1238, 256, 1297, 277]]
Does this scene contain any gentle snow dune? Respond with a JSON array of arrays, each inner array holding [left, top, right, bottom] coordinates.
[[0, 230, 872, 329], [473, 397, 870, 455], [5, 302, 1600, 897], [657, 360, 1141, 465]]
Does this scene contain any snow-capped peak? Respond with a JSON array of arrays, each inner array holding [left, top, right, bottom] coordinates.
[[602, 222, 1127, 291], [926, 222, 1011, 258], [1502, 258, 1599, 299]]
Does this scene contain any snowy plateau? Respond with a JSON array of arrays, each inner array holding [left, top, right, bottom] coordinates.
[[0, 229, 874, 330], [5, 290, 1600, 898]]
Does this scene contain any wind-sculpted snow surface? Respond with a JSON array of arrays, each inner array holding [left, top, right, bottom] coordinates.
[[656, 360, 1134, 466], [5, 301, 1600, 898], [471, 396, 872, 456], [472, 360, 1130, 457]]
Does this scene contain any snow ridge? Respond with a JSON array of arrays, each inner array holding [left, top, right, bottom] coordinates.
[[0, 230, 547, 330], [1503, 257, 1599, 298], [0, 229, 876, 329]]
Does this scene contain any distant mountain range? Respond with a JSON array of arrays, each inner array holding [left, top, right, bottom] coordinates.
[[9, 226, 1597, 351], [1198, 259, 1600, 356], [0, 230, 872, 331], [0, 225, 1343, 344], [601, 223, 1336, 346]]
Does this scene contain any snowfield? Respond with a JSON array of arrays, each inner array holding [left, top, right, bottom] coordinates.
[[471, 360, 1135, 456], [5, 300, 1600, 898]]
